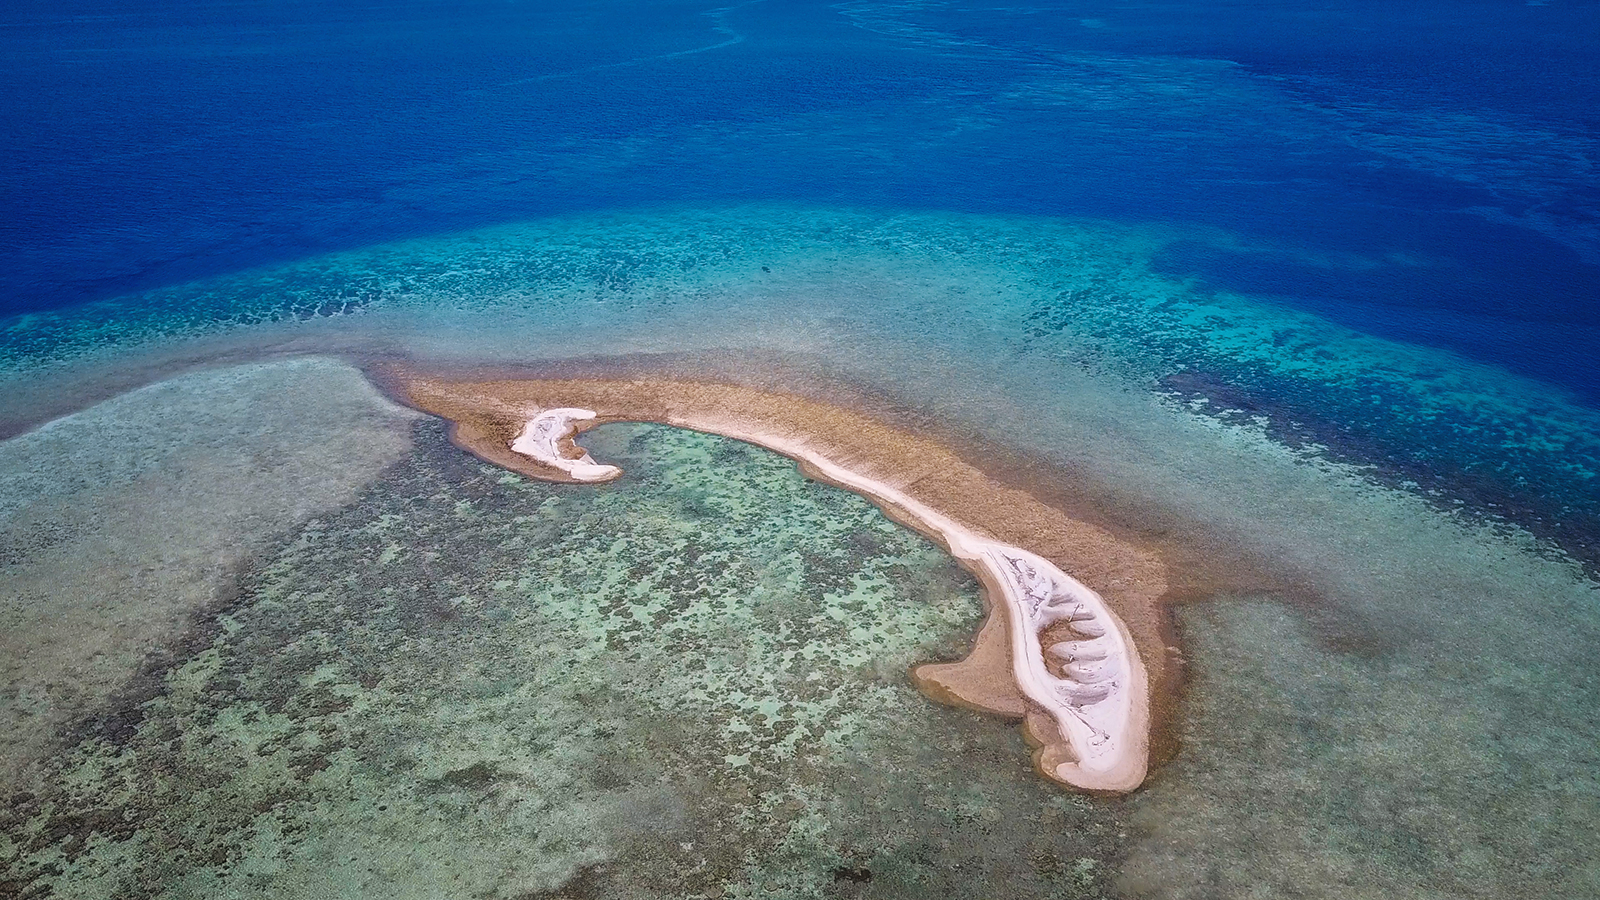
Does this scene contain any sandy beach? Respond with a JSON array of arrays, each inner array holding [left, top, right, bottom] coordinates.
[[390, 369, 1171, 791]]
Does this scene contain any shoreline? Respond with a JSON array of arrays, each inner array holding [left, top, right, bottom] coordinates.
[[389, 370, 1171, 792]]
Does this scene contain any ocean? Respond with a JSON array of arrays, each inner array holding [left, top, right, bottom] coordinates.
[[2, 1, 1598, 897]]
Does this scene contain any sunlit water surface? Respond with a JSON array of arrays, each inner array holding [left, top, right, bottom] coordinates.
[[3, 0, 1599, 897]]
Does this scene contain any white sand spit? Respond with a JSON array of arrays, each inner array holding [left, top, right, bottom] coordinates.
[[510, 408, 623, 482]]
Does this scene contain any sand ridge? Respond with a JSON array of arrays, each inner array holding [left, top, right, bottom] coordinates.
[[510, 408, 624, 482], [389, 371, 1170, 792]]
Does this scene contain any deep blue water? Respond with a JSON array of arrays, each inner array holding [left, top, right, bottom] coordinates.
[[3, 0, 1598, 397]]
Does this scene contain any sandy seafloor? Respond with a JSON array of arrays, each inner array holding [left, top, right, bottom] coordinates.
[[3, 205, 1600, 898]]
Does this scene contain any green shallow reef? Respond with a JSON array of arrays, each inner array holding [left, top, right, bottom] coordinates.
[[6, 204, 1600, 897], [1, 421, 1128, 900]]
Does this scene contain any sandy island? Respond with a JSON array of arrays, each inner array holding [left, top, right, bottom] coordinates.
[[390, 372, 1169, 793]]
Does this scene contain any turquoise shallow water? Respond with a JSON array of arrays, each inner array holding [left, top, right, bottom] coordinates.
[[9, 206, 1597, 567], [2, 206, 1599, 897]]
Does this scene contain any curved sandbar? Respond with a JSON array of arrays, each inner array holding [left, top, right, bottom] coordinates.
[[389, 372, 1169, 793]]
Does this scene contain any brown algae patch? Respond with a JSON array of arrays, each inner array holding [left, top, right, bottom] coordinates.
[[387, 370, 1172, 792]]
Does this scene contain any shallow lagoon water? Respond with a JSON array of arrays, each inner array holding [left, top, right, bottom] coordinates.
[[2, 205, 1600, 896]]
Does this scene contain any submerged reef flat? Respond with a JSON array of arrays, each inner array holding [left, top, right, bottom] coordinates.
[[0, 358, 415, 796], [3, 418, 1134, 899], [391, 371, 1167, 793], [3, 202, 1600, 895]]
